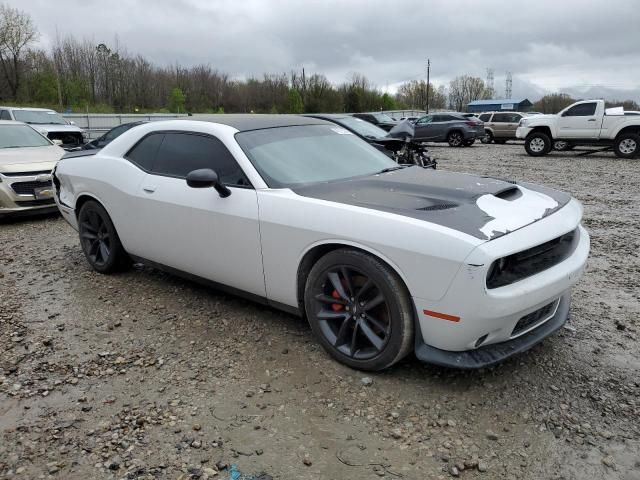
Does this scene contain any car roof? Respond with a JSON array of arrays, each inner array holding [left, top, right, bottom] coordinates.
[[0, 106, 56, 112], [0, 120, 28, 125], [182, 114, 329, 132]]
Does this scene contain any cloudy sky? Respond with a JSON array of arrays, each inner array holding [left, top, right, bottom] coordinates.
[[10, 0, 640, 101]]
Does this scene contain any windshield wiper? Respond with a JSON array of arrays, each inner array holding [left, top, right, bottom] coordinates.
[[376, 165, 407, 174]]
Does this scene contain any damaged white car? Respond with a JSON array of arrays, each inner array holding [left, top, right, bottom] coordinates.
[[53, 116, 590, 370]]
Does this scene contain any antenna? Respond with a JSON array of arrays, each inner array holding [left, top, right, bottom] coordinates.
[[486, 68, 494, 96], [505, 72, 512, 99]]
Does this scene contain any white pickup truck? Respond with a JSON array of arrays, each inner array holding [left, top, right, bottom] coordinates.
[[516, 100, 640, 158]]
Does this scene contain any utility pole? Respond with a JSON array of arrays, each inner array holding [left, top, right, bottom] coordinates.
[[426, 58, 430, 114]]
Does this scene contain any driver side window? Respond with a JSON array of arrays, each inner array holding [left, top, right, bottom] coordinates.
[[416, 116, 432, 125], [564, 103, 597, 117], [152, 132, 251, 187]]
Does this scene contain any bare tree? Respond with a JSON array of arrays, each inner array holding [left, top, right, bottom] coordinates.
[[448, 75, 489, 111], [0, 3, 38, 99]]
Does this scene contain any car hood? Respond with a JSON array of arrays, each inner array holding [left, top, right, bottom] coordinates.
[[30, 124, 84, 134], [291, 167, 570, 241], [524, 114, 556, 124], [0, 146, 65, 173]]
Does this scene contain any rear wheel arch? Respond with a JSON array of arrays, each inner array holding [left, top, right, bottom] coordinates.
[[75, 193, 104, 219], [296, 242, 411, 317], [614, 125, 640, 139]]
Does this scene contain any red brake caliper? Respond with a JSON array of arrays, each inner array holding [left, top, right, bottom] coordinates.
[[331, 289, 344, 311]]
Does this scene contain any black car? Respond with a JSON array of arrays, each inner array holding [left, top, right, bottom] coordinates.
[[81, 121, 147, 150], [352, 112, 399, 131], [305, 114, 435, 168]]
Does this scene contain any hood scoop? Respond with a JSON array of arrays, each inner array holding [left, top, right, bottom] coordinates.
[[493, 186, 523, 201]]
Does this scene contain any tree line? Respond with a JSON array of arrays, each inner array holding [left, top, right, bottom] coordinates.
[[0, 4, 637, 115]]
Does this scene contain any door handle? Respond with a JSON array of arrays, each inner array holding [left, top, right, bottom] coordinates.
[[587, 119, 596, 122], [143, 186, 156, 193]]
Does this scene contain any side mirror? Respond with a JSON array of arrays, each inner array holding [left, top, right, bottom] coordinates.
[[52, 139, 63, 146], [186, 168, 231, 198], [68, 120, 76, 125]]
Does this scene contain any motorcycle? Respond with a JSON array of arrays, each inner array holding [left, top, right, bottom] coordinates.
[[373, 120, 436, 169]]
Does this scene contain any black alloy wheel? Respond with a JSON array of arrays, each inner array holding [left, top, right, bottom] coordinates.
[[312, 265, 390, 360], [78, 200, 129, 273], [304, 249, 414, 371]]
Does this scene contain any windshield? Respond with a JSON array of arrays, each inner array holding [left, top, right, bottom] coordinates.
[[13, 110, 67, 125], [0, 124, 52, 148], [373, 113, 395, 123], [236, 125, 398, 187], [338, 116, 388, 139]]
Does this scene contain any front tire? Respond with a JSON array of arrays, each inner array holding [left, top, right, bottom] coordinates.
[[614, 133, 640, 159], [304, 249, 414, 371], [447, 131, 464, 147], [78, 200, 129, 273], [525, 132, 552, 156]]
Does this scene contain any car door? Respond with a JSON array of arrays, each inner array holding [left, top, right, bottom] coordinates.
[[134, 131, 265, 297], [490, 113, 509, 138], [413, 115, 434, 140], [504, 113, 522, 138], [557, 102, 599, 138], [433, 115, 454, 141]]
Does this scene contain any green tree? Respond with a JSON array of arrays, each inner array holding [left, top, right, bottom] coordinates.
[[27, 71, 57, 104], [287, 88, 304, 113], [168, 87, 186, 113], [344, 87, 362, 112], [381, 92, 396, 111]]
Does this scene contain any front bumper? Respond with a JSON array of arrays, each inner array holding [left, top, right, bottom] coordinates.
[[415, 292, 570, 368], [412, 199, 589, 368], [516, 126, 532, 139], [0, 171, 58, 219]]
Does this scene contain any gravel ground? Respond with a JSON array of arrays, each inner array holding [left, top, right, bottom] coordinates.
[[1, 142, 639, 480]]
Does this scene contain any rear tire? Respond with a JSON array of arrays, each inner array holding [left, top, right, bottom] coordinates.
[[480, 131, 493, 144], [463, 139, 475, 147], [524, 132, 552, 156], [447, 131, 464, 147], [614, 133, 640, 159], [78, 200, 130, 274], [554, 140, 571, 151], [304, 249, 414, 371]]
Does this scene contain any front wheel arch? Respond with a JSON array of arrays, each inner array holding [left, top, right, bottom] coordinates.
[[296, 242, 411, 319]]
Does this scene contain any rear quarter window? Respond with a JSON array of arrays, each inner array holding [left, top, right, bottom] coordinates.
[[124, 133, 164, 171]]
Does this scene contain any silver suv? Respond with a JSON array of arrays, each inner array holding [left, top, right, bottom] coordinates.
[[478, 112, 526, 144]]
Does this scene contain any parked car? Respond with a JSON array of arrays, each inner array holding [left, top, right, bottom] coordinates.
[[305, 113, 434, 167], [478, 112, 527, 144], [81, 121, 147, 150], [53, 115, 589, 371], [0, 107, 85, 150], [352, 112, 399, 131], [0, 121, 65, 218], [412, 113, 484, 146], [516, 100, 640, 158]]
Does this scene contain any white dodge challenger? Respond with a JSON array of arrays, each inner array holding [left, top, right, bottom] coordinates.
[[53, 115, 589, 371]]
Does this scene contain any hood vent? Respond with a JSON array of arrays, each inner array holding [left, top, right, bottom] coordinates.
[[494, 186, 522, 201], [417, 203, 458, 211]]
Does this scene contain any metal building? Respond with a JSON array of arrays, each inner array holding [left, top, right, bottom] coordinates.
[[467, 98, 532, 113]]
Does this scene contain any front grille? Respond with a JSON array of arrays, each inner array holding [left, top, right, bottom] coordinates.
[[11, 180, 53, 195], [1, 170, 52, 177], [512, 301, 557, 337], [487, 229, 578, 289], [15, 199, 55, 207]]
